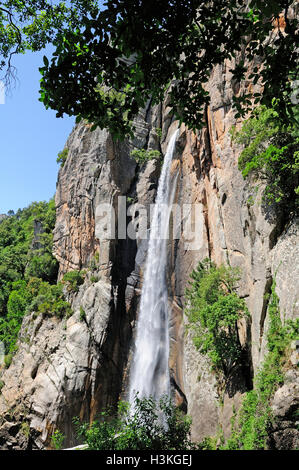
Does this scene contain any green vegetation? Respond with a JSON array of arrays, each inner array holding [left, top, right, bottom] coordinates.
[[73, 394, 198, 450], [0, 2, 98, 78], [20, 422, 30, 438], [0, 3, 295, 140], [0, 277, 73, 354], [94, 86, 130, 130], [62, 270, 85, 293], [0, 200, 58, 315], [232, 105, 299, 212], [56, 148, 69, 167], [38, 1, 297, 139], [130, 149, 161, 165], [223, 282, 298, 450], [3, 353, 12, 368], [186, 262, 298, 450], [196, 436, 218, 450], [0, 0, 298, 138], [51, 429, 65, 450], [0, 200, 57, 309], [88, 252, 99, 272], [126, 196, 137, 205], [185, 259, 249, 377], [0, 200, 73, 355], [79, 306, 86, 322], [27, 278, 73, 319], [156, 127, 162, 140]]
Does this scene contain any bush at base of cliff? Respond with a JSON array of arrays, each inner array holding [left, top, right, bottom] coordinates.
[[185, 259, 249, 377], [73, 395, 198, 451], [50, 429, 66, 450]]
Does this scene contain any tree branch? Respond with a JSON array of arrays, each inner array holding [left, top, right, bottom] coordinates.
[[0, 6, 22, 85]]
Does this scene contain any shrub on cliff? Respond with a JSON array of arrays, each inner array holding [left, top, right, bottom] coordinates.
[[185, 259, 249, 377], [27, 280, 73, 319], [0, 277, 72, 353], [56, 148, 69, 167], [232, 104, 299, 214], [62, 270, 85, 293], [130, 149, 161, 165], [223, 282, 299, 450]]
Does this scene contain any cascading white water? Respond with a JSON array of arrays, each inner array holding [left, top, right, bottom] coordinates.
[[129, 129, 180, 404]]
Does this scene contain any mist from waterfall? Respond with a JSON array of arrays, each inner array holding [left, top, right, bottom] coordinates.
[[129, 129, 179, 404]]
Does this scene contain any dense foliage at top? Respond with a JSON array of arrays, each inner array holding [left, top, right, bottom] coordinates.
[[0, 1, 96, 84], [0, 1, 298, 139]]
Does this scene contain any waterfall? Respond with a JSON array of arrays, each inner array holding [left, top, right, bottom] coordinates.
[[129, 128, 180, 404]]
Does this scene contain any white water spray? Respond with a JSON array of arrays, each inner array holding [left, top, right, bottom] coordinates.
[[129, 129, 180, 404]]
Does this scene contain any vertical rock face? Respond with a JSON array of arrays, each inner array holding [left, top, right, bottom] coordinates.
[[0, 63, 298, 449], [0, 105, 164, 449], [168, 63, 298, 443], [169, 63, 298, 444]]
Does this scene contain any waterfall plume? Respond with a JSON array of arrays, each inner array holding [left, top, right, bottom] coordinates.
[[129, 129, 180, 404]]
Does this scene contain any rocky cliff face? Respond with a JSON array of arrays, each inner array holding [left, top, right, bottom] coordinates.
[[171, 63, 299, 443], [0, 63, 298, 449]]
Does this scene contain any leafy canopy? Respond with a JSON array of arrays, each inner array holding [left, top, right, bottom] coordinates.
[[0, 1, 297, 139], [38, 0, 298, 138], [0, 1, 98, 84]]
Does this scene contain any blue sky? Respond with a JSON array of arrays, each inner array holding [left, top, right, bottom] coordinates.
[[0, 47, 75, 214]]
